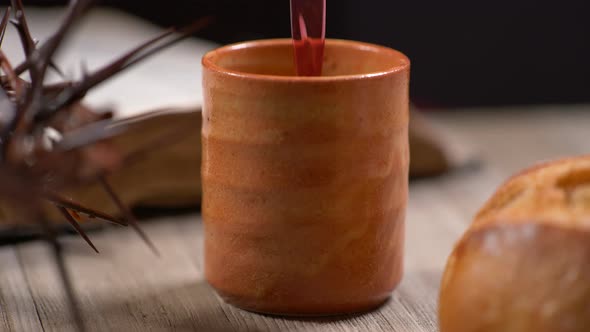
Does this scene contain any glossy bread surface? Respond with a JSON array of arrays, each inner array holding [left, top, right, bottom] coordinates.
[[440, 156, 590, 332]]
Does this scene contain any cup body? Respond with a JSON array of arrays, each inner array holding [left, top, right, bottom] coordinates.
[[201, 39, 410, 315]]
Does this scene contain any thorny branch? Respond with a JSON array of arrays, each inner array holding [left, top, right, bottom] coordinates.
[[57, 205, 99, 253], [0, 7, 11, 47], [0, 0, 211, 330], [37, 17, 212, 122]]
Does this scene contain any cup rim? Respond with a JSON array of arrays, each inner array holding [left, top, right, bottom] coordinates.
[[202, 38, 410, 82]]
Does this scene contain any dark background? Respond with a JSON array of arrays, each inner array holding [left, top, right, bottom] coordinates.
[[13, 0, 590, 108]]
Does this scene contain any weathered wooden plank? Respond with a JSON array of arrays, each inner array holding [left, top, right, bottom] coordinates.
[[0, 247, 44, 331], [7, 107, 590, 331], [16, 219, 230, 332], [17, 211, 454, 332]]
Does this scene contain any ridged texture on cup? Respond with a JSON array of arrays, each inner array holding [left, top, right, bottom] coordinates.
[[202, 39, 410, 315]]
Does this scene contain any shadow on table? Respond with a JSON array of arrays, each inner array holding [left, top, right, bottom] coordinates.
[[10, 281, 254, 331], [80, 281, 256, 331], [9, 267, 441, 331], [86, 270, 442, 331]]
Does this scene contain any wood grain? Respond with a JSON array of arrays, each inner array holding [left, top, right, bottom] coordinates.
[[0, 248, 44, 331], [0, 105, 588, 331]]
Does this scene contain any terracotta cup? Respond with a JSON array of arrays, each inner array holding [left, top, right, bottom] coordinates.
[[201, 39, 410, 315]]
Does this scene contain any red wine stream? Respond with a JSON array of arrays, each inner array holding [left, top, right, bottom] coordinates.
[[290, 0, 326, 76]]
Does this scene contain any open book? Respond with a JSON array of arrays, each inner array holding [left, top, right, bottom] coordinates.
[[0, 7, 455, 227]]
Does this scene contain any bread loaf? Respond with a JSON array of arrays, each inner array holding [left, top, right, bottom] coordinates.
[[439, 156, 590, 332]]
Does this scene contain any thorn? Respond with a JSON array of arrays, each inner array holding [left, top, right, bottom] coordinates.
[[49, 61, 65, 77], [9, 0, 36, 57], [98, 176, 160, 256], [44, 192, 127, 226], [0, 7, 11, 47], [0, 49, 24, 103], [57, 206, 99, 253]]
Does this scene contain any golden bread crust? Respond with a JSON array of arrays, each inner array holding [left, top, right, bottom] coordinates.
[[474, 155, 590, 230], [439, 155, 590, 332]]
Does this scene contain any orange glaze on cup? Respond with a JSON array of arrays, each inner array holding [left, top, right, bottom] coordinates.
[[201, 39, 410, 315]]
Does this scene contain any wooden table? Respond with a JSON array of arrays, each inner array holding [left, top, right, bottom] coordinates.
[[0, 105, 588, 331]]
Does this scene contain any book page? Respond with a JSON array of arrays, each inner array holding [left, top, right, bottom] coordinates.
[[1, 7, 218, 118]]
